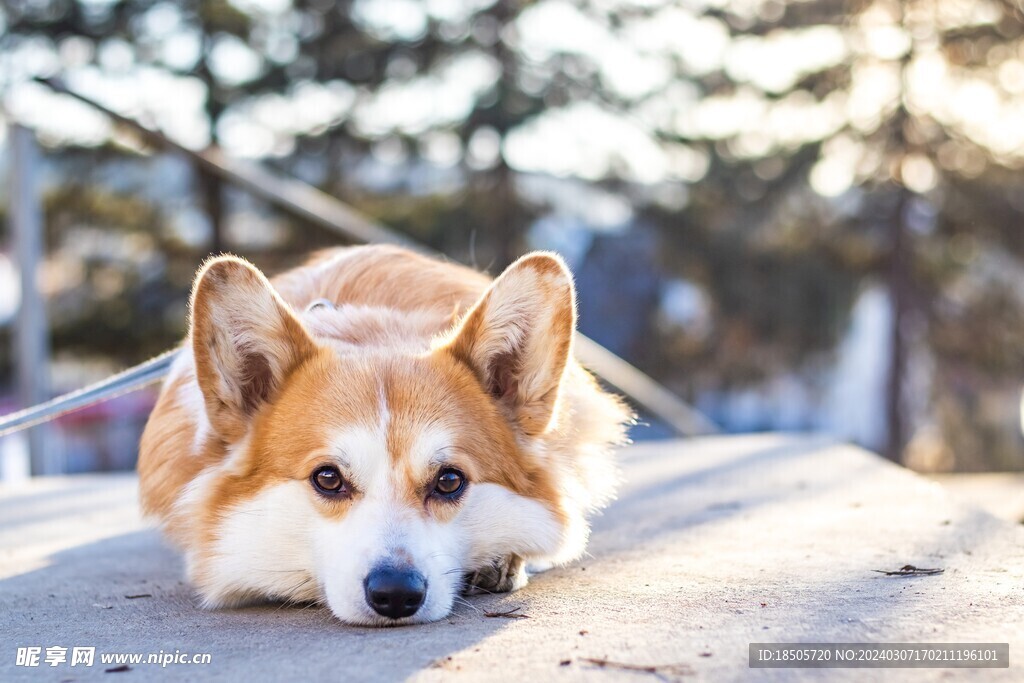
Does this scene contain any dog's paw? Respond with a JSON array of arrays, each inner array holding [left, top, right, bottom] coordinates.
[[464, 554, 527, 595]]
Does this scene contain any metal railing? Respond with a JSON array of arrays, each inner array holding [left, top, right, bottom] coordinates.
[[0, 78, 718, 471]]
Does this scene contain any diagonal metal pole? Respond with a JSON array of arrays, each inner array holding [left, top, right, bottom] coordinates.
[[0, 349, 177, 438]]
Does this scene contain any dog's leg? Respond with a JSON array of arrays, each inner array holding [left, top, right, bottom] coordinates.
[[464, 554, 527, 595]]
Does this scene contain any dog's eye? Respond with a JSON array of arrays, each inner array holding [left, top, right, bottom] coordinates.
[[433, 468, 466, 498], [311, 466, 346, 495]]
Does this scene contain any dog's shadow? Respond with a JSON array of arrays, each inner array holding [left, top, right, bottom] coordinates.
[[0, 528, 516, 680]]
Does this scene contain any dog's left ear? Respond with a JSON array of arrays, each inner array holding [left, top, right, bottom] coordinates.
[[190, 256, 318, 442], [444, 252, 576, 436]]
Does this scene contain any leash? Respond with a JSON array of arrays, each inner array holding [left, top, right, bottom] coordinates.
[[0, 349, 179, 437]]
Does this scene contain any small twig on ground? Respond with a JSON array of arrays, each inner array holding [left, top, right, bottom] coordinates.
[[871, 565, 944, 576], [104, 664, 131, 673], [124, 593, 153, 599], [579, 657, 693, 678], [484, 606, 529, 619]]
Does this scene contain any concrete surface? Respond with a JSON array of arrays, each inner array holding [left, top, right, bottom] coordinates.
[[927, 473, 1024, 525], [1, 434, 1022, 682]]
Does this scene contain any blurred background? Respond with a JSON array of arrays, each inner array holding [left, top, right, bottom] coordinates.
[[1, 0, 1023, 481]]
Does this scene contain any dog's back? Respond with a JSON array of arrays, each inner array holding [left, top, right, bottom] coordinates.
[[272, 245, 489, 317]]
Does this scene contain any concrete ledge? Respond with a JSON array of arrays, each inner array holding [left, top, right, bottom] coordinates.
[[2, 434, 1022, 681], [927, 473, 1024, 524]]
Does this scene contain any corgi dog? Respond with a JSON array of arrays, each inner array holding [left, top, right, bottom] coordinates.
[[138, 245, 631, 625]]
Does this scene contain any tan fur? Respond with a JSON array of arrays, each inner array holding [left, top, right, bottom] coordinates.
[[138, 245, 632, 621]]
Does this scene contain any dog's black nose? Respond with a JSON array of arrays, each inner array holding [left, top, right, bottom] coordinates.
[[364, 566, 427, 620]]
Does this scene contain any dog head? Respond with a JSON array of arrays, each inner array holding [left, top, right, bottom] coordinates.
[[181, 252, 612, 625]]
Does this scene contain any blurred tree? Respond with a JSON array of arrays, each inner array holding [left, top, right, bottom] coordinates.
[[598, 0, 1024, 462], [3, 0, 1024, 469]]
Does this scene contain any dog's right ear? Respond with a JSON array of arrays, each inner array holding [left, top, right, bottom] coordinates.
[[190, 256, 318, 442], [442, 252, 576, 437]]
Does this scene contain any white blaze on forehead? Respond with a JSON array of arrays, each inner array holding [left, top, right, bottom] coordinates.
[[323, 383, 393, 494], [326, 409, 454, 493], [377, 382, 390, 432], [327, 425, 392, 492]]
